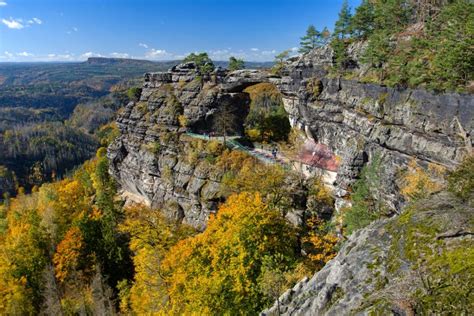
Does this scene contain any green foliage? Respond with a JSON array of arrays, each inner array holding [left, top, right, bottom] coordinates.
[[299, 25, 330, 53], [361, 30, 393, 78], [330, 38, 351, 71], [334, 0, 352, 39], [228, 56, 245, 71], [387, 202, 474, 314], [350, 0, 375, 39], [329, 0, 473, 91], [126, 87, 142, 102], [343, 155, 383, 235], [447, 155, 474, 201], [272, 50, 290, 75], [244, 83, 291, 142], [183, 52, 215, 74]]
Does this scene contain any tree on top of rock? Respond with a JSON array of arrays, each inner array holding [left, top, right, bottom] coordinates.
[[299, 25, 321, 53], [183, 52, 215, 74], [228, 56, 245, 71], [300, 25, 332, 54]]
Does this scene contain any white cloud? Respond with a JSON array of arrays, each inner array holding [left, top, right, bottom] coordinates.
[[3, 51, 13, 58], [290, 47, 298, 52], [80, 51, 104, 59], [145, 48, 172, 60], [261, 49, 277, 56], [28, 17, 42, 25], [17, 51, 34, 57], [251, 48, 259, 51], [110, 52, 129, 58], [139, 43, 148, 49], [0, 1, 7, 6], [2, 18, 24, 29], [66, 27, 78, 35]]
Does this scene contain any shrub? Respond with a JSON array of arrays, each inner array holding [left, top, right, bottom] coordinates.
[[400, 159, 444, 202], [447, 155, 474, 201], [343, 155, 384, 235], [127, 87, 142, 102]]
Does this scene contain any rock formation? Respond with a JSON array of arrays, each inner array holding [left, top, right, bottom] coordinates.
[[261, 191, 473, 315], [108, 45, 472, 228]]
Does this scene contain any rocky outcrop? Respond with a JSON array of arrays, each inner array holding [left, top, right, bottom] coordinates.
[[261, 191, 474, 315], [107, 63, 251, 229], [108, 45, 473, 227]]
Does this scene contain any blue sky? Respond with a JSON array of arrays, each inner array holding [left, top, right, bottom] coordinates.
[[0, 0, 361, 62]]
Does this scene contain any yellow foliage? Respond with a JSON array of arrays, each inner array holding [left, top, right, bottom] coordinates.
[[0, 203, 48, 314], [178, 114, 188, 127], [205, 140, 223, 156], [400, 159, 444, 202], [53, 226, 84, 283], [246, 128, 261, 142], [302, 217, 338, 270], [160, 192, 298, 314], [309, 177, 334, 206], [118, 205, 195, 315]]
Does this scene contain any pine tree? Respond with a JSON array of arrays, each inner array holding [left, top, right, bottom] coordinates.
[[334, 0, 352, 39], [321, 26, 331, 44], [351, 0, 375, 39], [299, 25, 321, 53], [228, 56, 245, 71]]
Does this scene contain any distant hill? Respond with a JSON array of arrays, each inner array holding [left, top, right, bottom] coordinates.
[[0, 58, 273, 114]]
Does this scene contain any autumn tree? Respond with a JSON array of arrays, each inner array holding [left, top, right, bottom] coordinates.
[[302, 217, 338, 270], [0, 199, 49, 314], [118, 205, 195, 314], [160, 192, 299, 314]]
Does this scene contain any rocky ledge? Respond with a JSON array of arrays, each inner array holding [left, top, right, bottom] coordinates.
[[261, 191, 473, 315]]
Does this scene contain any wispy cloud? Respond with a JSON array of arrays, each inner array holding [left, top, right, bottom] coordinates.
[[251, 48, 259, 51], [145, 48, 172, 60], [110, 52, 129, 58], [66, 27, 78, 35], [17, 51, 34, 57], [0, 1, 7, 6], [139, 43, 149, 49], [28, 17, 42, 25], [80, 52, 104, 59], [2, 18, 24, 29]]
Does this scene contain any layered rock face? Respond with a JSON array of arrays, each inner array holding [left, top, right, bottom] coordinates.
[[108, 47, 472, 227], [108, 63, 250, 229], [270, 47, 472, 211], [261, 192, 473, 315]]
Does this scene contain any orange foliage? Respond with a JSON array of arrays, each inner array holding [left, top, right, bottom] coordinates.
[[400, 159, 444, 202], [53, 226, 84, 283], [302, 217, 338, 270], [160, 192, 298, 314]]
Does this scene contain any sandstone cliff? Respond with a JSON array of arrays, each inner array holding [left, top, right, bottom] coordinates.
[[108, 46, 472, 227]]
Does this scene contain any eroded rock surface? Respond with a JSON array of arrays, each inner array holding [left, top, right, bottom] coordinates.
[[261, 192, 474, 315], [108, 46, 473, 227]]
